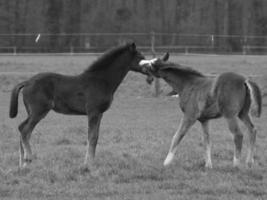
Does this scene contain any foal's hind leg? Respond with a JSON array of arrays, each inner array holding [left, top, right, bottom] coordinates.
[[239, 114, 257, 167], [201, 121, 212, 168], [18, 119, 28, 167], [18, 102, 31, 167], [19, 117, 36, 167], [19, 107, 50, 167], [84, 113, 103, 167], [226, 117, 243, 167]]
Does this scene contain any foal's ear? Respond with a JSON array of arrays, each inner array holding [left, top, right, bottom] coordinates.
[[162, 52, 169, 61], [129, 42, 136, 51]]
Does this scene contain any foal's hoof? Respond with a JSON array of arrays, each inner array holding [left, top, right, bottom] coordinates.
[[163, 152, 175, 167], [79, 165, 91, 174], [80, 161, 97, 174], [233, 163, 241, 169], [246, 160, 254, 168], [17, 167, 31, 176], [20, 158, 32, 168], [233, 157, 241, 168], [25, 158, 32, 163], [247, 162, 252, 169], [205, 162, 213, 169]]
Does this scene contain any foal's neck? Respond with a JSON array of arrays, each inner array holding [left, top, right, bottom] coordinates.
[[82, 57, 132, 94], [106, 61, 131, 93], [163, 72, 205, 94]]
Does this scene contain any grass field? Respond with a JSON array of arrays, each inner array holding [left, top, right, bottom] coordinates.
[[0, 54, 267, 199]]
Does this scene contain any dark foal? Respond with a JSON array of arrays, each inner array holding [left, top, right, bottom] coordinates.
[[142, 53, 262, 168], [9, 43, 147, 168]]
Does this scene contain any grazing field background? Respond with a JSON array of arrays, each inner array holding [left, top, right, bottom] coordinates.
[[0, 54, 267, 200]]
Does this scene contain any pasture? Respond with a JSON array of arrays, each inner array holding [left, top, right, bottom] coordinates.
[[0, 54, 267, 199]]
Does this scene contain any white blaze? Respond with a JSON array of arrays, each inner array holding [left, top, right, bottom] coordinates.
[[139, 58, 158, 67]]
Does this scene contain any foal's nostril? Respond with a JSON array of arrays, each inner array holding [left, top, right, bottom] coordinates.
[[141, 67, 148, 73]]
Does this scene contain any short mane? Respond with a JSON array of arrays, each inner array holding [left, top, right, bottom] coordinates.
[[160, 62, 204, 77], [85, 44, 130, 72]]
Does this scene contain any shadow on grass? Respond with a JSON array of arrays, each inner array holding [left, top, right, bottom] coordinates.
[[94, 152, 165, 183]]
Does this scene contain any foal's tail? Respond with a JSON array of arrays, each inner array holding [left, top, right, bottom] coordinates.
[[245, 80, 262, 118], [9, 81, 27, 118]]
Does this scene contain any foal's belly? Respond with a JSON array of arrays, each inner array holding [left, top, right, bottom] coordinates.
[[199, 102, 222, 121], [52, 91, 87, 115], [52, 98, 87, 115], [52, 94, 112, 115]]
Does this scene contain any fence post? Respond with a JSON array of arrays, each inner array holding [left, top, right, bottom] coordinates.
[[185, 46, 188, 54], [151, 31, 160, 97], [70, 46, 74, 55], [13, 46, 17, 55], [211, 34, 215, 52], [242, 36, 247, 55]]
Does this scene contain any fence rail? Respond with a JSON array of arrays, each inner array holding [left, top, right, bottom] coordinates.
[[1, 32, 267, 55]]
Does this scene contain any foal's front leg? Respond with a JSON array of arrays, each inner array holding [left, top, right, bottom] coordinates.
[[201, 121, 212, 168], [84, 113, 103, 167], [164, 116, 195, 166]]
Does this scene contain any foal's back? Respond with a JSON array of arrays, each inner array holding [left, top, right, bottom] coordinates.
[[212, 72, 248, 118]]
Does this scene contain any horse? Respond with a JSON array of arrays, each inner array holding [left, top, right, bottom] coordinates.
[[9, 42, 148, 168], [141, 53, 262, 168]]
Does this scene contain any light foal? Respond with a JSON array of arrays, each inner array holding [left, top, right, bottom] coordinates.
[[142, 53, 262, 168]]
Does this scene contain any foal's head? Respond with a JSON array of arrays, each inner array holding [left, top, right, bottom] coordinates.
[[140, 52, 170, 78], [126, 43, 147, 70], [140, 53, 204, 79]]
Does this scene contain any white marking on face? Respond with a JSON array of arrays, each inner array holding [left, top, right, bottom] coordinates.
[[139, 58, 158, 67], [171, 94, 179, 98]]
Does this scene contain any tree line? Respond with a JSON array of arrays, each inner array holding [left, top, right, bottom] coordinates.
[[0, 0, 266, 52]]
